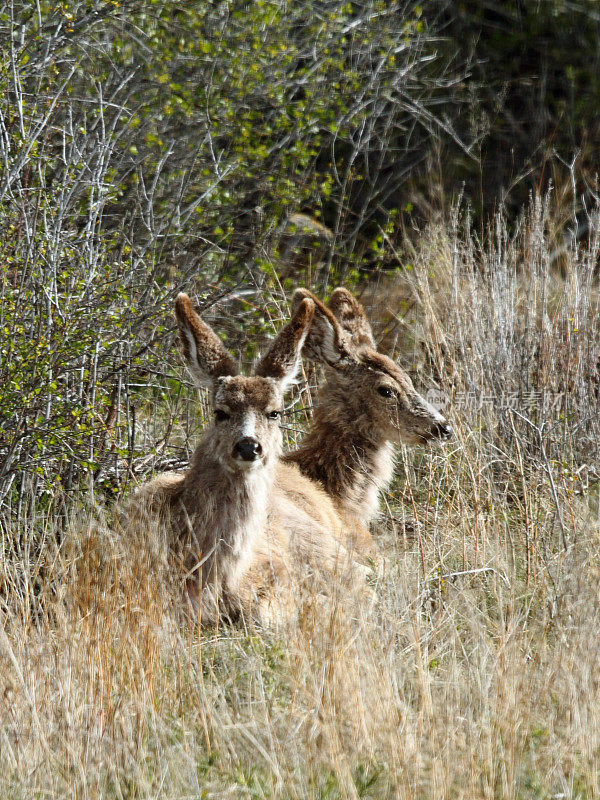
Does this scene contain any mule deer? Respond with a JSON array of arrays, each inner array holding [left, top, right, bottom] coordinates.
[[284, 287, 452, 555], [133, 293, 366, 625]]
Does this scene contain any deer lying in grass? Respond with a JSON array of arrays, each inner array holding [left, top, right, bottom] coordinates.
[[133, 293, 365, 625], [283, 287, 452, 557]]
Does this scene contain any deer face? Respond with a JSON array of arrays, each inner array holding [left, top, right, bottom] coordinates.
[[333, 350, 452, 445], [292, 287, 453, 446], [211, 376, 283, 471], [174, 292, 314, 474]]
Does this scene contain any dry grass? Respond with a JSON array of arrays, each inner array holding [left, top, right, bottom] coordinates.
[[2, 204, 600, 799]]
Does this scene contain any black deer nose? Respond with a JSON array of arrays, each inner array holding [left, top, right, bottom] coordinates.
[[233, 437, 262, 461], [432, 421, 453, 440]]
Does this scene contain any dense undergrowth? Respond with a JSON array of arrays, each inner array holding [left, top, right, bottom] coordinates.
[[2, 206, 600, 798], [2, 2, 600, 798]]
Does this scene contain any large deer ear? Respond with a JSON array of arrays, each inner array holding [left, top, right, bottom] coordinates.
[[328, 287, 376, 350], [291, 288, 356, 368], [174, 293, 238, 387], [255, 297, 315, 393]]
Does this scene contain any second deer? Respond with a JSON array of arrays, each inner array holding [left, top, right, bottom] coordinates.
[[283, 287, 452, 557]]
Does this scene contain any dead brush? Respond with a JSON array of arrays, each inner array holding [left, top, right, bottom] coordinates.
[[0, 198, 599, 798]]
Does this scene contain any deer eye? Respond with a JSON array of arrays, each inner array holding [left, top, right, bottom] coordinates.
[[377, 386, 394, 399], [214, 409, 230, 422], [266, 410, 281, 421]]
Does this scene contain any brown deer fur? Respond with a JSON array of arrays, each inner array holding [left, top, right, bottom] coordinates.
[[284, 288, 452, 555], [132, 293, 363, 625]]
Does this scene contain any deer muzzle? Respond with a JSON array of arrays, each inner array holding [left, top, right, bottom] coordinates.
[[233, 437, 263, 462]]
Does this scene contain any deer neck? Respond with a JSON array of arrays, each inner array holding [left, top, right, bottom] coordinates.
[[180, 436, 273, 588], [287, 388, 396, 527]]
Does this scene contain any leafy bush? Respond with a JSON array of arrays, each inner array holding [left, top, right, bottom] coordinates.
[[0, 0, 462, 520]]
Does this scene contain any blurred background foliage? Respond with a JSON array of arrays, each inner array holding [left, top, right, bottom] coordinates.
[[428, 0, 600, 223], [1, 0, 599, 520]]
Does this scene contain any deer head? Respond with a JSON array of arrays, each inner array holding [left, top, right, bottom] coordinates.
[[291, 287, 452, 446], [175, 293, 315, 471]]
